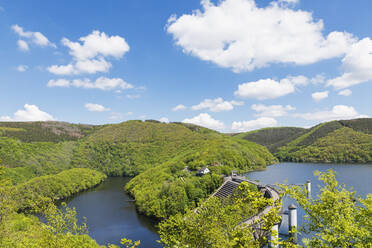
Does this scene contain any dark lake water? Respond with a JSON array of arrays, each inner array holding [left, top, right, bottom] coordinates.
[[64, 163, 371, 247], [62, 177, 161, 248]]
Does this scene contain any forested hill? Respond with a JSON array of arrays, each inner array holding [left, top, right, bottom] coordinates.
[[234, 127, 307, 153], [0, 121, 102, 142], [0, 119, 276, 219], [234, 118, 372, 163], [71, 120, 277, 217]]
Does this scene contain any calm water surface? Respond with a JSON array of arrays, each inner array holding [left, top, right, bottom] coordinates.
[[65, 163, 371, 247], [62, 177, 161, 248]]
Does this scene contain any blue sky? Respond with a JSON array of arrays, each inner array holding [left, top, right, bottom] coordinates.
[[1, 0, 372, 132]]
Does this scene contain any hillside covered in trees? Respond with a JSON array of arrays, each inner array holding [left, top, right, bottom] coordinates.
[[71, 120, 276, 218], [0, 120, 275, 219], [235, 118, 372, 163], [1, 119, 371, 247]]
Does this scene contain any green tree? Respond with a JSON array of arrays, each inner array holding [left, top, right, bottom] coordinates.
[[159, 182, 282, 248], [281, 169, 372, 247]]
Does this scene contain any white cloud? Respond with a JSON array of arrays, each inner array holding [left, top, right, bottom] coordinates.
[[310, 74, 326, 84], [73, 77, 132, 90], [278, 0, 298, 4], [295, 105, 368, 122], [47, 77, 133, 91], [48, 30, 129, 75], [312, 91, 329, 102], [74, 57, 111, 74], [252, 104, 295, 117], [17, 65, 28, 72], [84, 103, 110, 112], [235, 75, 307, 100], [0, 104, 55, 121], [172, 104, 187, 111], [231, 117, 278, 132], [12, 24, 56, 48], [48, 57, 112, 75], [61, 30, 129, 60], [338, 89, 352, 96], [167, 0, 355, 72], [126, 94, 141, 99], [191, 97, 243, 112], [327, 38, 372, 90], [17, 40, 29, 51], [159, 117, 169, 123], [183, 113, 225, 130], [0, 116, 12, 121], [47, 64, 75, 75], [47, 79, 70, 87]]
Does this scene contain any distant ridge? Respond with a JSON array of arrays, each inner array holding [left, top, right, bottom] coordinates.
[[234, 118, 372, 163], [0, 121, 101, 142]]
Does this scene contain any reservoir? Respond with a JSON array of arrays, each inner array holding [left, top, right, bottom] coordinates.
[[65, 163, 372, 247], [63, 177, 161, 248]]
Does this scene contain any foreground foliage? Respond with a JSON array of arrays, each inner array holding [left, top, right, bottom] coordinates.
[[159, 182, 282, 248], [281, 170, 372, 247], [159, 170, 372, 248]]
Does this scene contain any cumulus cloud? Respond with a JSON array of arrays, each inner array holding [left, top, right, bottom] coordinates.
[[234, 75, 307, 100], [47, 79, 70, 87], [47, 77, 133, 91], [159, 117, 169, 123], [327, 38, 372, 90], [231, 117, 278, 132], [0, 104, 55, 121], [17, 65, 28, 72], [312, 91, 329, 102], [191, 97, 243, 112], [172, 104, 187, 111], [17, 40, 29, 51], [338, 89, 352, 96], [61, 31, 129, 60], [12, 24, 56, 49], [183, 113, 225, 130], [73, 77, 133, 90], [48, 30, 129, 75], [84, 103, 110, 112], [48, 57, 112, 75], [47, 64, 75, 75], [167, 0, 355, 72], [252, 104, 295, 117], [295, 105, 368, 122]]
